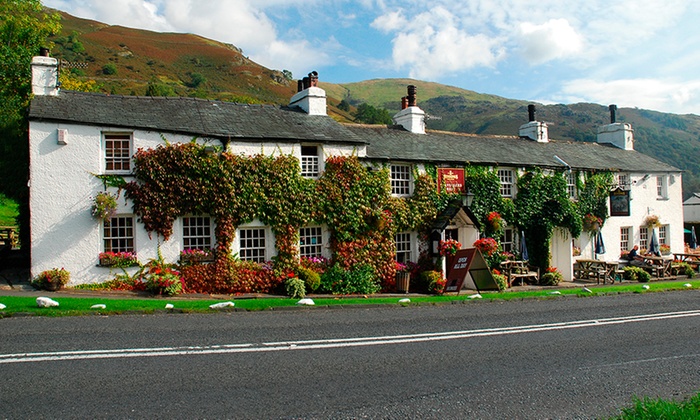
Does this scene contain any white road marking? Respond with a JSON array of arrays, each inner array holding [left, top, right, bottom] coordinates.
[[2, 309, 699, 364]]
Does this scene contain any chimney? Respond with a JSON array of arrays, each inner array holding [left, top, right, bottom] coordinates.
[[392, 85, 425, 134], [289, 71, 326, 115], [518, 104, 548, 142], [31, 48, 59, 96], [597, 104, 634, 150]]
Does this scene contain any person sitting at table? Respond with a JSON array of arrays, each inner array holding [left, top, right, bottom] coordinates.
[[627, 245, 647, 267]]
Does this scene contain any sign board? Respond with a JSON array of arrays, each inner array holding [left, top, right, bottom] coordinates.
[[444, 248, 499, 293], [437, 168, 465, 194], [609, 187, 630, 216]]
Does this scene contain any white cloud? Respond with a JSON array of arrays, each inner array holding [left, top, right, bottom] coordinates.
[[517, 19, 583, 64], [560, 78, 700, 115], [376, 6, 506, 79]]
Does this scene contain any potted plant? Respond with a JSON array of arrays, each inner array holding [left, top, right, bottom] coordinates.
[[659, 244, 671, 255], [439, 239, 462, 257], [395, 261, 414, 293], [540, 267, 563, 286], [31, 267, 70, 291], [91, 191, 118, 220], [143, 264, 184, 296]]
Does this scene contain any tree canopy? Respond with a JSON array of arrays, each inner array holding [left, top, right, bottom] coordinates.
[[0, 0, 60, 243]]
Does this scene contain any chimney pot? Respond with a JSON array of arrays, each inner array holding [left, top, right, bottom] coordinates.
[[528, 104, 536, 122], [609, 104, 617, 124], [401, 96, 408, 110], [407, 85, 417, 107], [39, 47, 50, 57], [309, 71, 318, 87], [297, 80, 303, 92]]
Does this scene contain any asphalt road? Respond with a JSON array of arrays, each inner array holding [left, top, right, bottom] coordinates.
[[1, 291, 699, 419]]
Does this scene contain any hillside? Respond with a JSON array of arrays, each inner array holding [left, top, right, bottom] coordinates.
[[49, 10, 700, 198]]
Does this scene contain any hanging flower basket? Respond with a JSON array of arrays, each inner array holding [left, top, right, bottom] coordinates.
[[486, 211, 503, 232], [439, 239, 462, 256], [179, 248, 216, 264], [644, 215, 661, 229], [583, 213, 602, 232], [91, 191, 118, 220]]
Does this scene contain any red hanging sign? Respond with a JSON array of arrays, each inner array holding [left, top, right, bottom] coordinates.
[[437, 168, 465, 194]]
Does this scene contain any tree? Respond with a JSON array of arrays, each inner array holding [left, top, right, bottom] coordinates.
[[0, 0, 61, 245], [353, 103, 393, 125]]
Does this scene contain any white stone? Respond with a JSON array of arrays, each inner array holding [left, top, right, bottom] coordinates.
[[684, 283, 692, 288], [548, 291, 562, 295], [642, 284, 650, 289], [467, 294, 482, 299], [398, 298, 411, 304], [209, 301, 235, 309], [296, 298, 315, 306], [0, 303, 6, 310], [165, 303, 174, 309], [582, 287, 593, 293], [90, 304, 106, 309], [36, 297, 59, 308]]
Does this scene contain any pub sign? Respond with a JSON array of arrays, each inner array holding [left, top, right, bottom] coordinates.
[[609, 187, 630, 217], [437, 168, 465, 194]]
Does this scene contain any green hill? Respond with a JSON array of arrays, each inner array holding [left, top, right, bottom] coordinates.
[[47, 10, 700, 199]]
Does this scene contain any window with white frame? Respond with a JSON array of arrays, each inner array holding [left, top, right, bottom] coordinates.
[[566, 172, 577, 199], [620, 227, 631, 251], [301, 145, 320, 178], [239, 228, 267, 262], [103, 216, 134, 253], [639, 226, 649, 250], [498, 169, 514, 197], [658, 225, 668, 245], [299, 226, 323, 258], [391, 164, 412, 196], [615, 173, 629, 190], [182, 216, 212, 250], [501, 228, 514, 253], [395, 232, 412, 263], [656, 176, 667, 199], [104, 133, 132, 173]]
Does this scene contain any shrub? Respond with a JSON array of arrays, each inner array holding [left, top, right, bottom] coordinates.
[[31, 268, 70, 290], [420, 270, 445, 295], [624, 266, 651, 282], [319, 263, 380, 295], [102, 63, 117, 75], [285, 277, 306, 299], [540, 267, 563, 286], [491, 269, 507, 291], [140, 259, 184, 296], [297, 266, 321, 292], [673, 262, 695, 278]]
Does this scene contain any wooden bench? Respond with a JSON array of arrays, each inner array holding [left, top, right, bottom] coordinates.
[[500, 260, 539, 287]]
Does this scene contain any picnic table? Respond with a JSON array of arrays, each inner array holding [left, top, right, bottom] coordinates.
[[641, 255, 674, 278], [673, 253, 700, 271], [573, 259, 618, 284], [499, 260, 539, 287]]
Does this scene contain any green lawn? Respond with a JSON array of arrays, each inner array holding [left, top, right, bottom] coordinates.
[[1, 279, 698, 317], [0, 194, 18, 227]]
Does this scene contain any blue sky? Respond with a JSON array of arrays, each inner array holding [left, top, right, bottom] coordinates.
[[44, 0, 700, 115]]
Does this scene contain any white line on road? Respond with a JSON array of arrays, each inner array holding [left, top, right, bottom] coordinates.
[[2, 309, 699, 364]]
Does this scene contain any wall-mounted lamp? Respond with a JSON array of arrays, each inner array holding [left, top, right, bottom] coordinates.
[[641, 174, 650, 182], [57, 129, 67, 145], [462, 190, 475, 207]]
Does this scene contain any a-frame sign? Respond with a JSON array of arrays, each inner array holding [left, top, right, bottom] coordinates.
[[444, 248, 499, 293]]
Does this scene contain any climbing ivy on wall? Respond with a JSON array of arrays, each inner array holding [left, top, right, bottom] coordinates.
[[513, 169, 581, 272], [464, 166, 513, 238], [575, 171, 614, 226]]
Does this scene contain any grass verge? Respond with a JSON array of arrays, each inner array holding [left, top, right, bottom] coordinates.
[[0, 279, 698, 317], [609, 392, 700, 419]]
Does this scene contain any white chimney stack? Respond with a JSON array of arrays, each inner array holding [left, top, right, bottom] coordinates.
[[392, 85, 425, 134], [519, 104, 548, 142], [597, 105, 634, 150], [289, 71, 327, 115], [31, 48, 59, 96]]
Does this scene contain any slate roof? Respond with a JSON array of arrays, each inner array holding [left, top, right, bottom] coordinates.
[[29, 90, 366, 145], [29, 90, 679, 173], [346, 124, 680, 173]]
